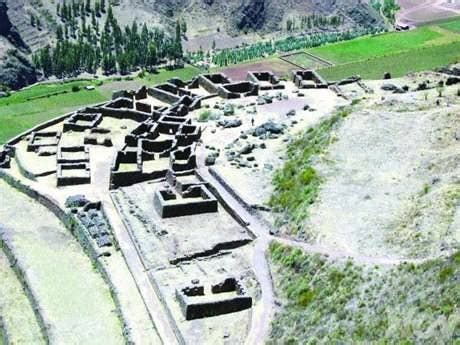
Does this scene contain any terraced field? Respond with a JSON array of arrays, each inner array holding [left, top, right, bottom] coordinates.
[[0, 250, 44, 344], [0, 180, 124, 344]]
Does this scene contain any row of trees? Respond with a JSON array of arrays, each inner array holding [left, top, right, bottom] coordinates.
[[33, 3, 184, 77], [208, 27, 384, 67], [286, 14, 344, 32]]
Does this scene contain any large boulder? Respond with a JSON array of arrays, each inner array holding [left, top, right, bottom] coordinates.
[[217, 118, 242, 128]]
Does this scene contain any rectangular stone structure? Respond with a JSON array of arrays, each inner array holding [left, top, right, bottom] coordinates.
[[175, 277, 252, 320]]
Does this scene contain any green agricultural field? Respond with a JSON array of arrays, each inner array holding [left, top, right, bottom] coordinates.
[[0, 66, 201, 144], [438, 17, 460, 33], [268, 242, 459, 344], [281, 52, 329, 69], [308, 26, 457, 64], [318, 40, 460, 80], [0, 81, 108, 144]]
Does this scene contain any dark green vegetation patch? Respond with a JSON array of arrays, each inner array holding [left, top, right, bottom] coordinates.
[[269, 107, 351, 233], [268, 242, 460, 344]]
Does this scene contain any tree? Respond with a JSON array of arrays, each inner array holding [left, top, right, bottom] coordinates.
[[56, 25, 64, 40], [146, 42, 157, 70], [181, 19, 187, 35], [39, 45, 53, 77], [101, 0, 106, 13], [85, 0, 91, 14], [102, 53, 116, 74]]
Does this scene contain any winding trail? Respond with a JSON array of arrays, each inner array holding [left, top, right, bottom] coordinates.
[[195, 144, 443, 344]]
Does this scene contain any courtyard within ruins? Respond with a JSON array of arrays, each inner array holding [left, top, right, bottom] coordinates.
[[0, 70, 348, 343]]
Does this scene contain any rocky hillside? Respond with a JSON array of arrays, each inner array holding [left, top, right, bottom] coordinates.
[[2, 0, 383, 51], [0, 0, 383, 89]]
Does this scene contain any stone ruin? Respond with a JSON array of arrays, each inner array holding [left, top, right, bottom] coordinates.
[[154, 173, 218, 218], [189, 73, 232, 94], [75, 201, 115, 249], [27, 131, 62, 154], [0, 146, 12, 169], [63, 112, 103, 132], [175, 277, 252, 320], [56, 145, 91, 187], [247, 71, 285, 91], [292, 70, 328, 89], [109, 107, 202, 188], [189, 72, 259, 99], [217, 81, 259, 99], [66, 195, 117, 253]]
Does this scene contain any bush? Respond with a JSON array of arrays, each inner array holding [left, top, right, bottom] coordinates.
[[71, 85, 81, 92], [269, 108, 349, 232], [198, 110, 221, 122], [268, 243, 460, 344]]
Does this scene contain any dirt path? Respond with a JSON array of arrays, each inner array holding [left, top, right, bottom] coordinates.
[[396, 0, 460, 26], [196, 146, 275, 345], [90, 149, 181, 345]]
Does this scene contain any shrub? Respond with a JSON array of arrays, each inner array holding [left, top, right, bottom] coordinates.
[[198, 110, 221, 122], [269, 108, 348, 232], [71, 85, 81, 92]]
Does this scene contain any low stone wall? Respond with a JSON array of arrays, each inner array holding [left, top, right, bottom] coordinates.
[[292, 70, 328, 89], [56, 163, 91, 187], [147, 87, 180, 105], [170, 238, 252, 265]]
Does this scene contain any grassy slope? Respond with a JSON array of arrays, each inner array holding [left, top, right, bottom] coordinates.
[[269, 107, 350, 233], [268, 242, 460, 344], [0, 66, 201, 144]]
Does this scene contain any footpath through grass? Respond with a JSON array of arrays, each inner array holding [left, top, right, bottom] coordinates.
[[268, 242, 460, 344]]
